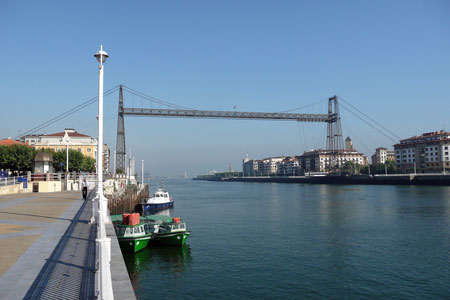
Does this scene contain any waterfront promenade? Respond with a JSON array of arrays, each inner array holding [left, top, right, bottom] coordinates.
[[0, 191, 135, 299]]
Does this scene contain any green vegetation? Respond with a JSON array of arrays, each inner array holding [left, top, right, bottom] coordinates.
[[360, 160, 396, 175], [50, 149, 96, 173], [0, 144, 36, 173], [0, 145, 96, 173]]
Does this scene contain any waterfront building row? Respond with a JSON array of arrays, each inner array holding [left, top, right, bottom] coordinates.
[[394, 130, 450, 173], [243, 149, 367, 176]]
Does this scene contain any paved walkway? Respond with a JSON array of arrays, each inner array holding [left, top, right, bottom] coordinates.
[[0, 191, 95, 299], [0, 191, 136, 300]]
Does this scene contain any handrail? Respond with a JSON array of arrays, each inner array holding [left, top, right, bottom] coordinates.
[[93, 186, 114, 299]]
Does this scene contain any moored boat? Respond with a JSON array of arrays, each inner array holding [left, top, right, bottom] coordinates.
[[145, 215, 191, 246], [114, 213, 152, 253], [136, 181, 174, 215]]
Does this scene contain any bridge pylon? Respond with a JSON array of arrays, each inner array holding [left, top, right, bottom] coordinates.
[[115, 85, 126, 173]]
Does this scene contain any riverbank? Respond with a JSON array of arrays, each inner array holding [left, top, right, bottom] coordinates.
[[193, 174, 450, 186]]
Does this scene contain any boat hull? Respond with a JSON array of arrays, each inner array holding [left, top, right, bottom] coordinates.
[[118, 235, 152, 253], [136, 202, 174, 214], [150, 231, 190, 246]]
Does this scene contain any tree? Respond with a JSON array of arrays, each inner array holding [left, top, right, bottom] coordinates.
[[0, 145, 36, 173], [360, 161, 397, 175], [50, 149, 92, 172], [81, 156, 96, 172]]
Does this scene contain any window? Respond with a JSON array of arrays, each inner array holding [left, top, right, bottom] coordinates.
[[87, 148, 92, 153], [78, 148, 82, 152]]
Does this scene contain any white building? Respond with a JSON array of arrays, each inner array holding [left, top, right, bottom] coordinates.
[[394, 130, 450, 173], [371, 147, 395, 164], [299, 149, 365, 173]]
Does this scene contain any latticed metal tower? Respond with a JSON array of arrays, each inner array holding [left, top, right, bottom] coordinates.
[[326, 95, 344, 151], [115, 85, 126, 173]]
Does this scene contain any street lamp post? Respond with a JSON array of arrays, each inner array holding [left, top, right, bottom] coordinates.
[[94, 45, 114, 300], [94, 45, 109, 220], [141, 160, 144, 186], [65, 137, 70, 173]]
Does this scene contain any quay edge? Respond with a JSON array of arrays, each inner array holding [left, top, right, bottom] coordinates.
[[193, 174, 450, 186]]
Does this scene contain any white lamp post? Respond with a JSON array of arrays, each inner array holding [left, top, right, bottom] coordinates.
[[141, 160, 144, 186], [94, 45, 114, 299], [94, 45, 109, 220], [65, 137, 70, 172]]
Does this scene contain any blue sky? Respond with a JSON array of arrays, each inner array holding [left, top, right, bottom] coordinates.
[[1, 1, 449, 176]]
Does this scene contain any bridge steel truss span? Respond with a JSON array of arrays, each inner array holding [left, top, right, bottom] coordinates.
[[115, 85, 343, 172], [123, 107, 332, 122]]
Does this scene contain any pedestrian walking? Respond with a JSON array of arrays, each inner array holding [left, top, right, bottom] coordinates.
[[82, 178, 88, 200]]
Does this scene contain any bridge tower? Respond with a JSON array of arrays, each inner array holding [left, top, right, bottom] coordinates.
[[115, 85, 126, 173], [326, 95, 344, 152]]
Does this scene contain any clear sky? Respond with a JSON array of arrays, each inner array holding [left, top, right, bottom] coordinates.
[[1, 0, 449, 177]]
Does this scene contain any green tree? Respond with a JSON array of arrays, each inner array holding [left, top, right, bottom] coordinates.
[[50, 149, 86, 172], [0, 145, 36, 173], [81, 156, 96, 172], [341, 161, 362, 174]]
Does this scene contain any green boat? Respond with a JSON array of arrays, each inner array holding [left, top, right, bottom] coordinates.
[[115, 222, 152, 253], [145, 215, 191, 247]]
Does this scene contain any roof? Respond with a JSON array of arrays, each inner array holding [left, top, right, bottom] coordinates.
[[34, 152, 53, 162], [145, 215, 174, 223], [45, 131, 91, 138], [0, 139, 30, 147]]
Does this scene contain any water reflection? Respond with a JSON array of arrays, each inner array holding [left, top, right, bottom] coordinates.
[[150, 245, 192, 277], [123, 244, 192, 285]]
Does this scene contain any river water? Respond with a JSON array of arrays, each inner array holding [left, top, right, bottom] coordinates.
[[123, 179, 450, 299]]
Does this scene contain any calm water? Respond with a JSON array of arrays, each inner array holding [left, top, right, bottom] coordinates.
[[123, 180, 450, 299]]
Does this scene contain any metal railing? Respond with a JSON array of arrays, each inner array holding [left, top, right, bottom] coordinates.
[[0, 176, 26, 186]]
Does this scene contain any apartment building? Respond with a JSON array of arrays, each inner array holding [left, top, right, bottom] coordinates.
[[299, 149, 365, 173], [371, 147, 395, 164], [394, 130, 450, 173]]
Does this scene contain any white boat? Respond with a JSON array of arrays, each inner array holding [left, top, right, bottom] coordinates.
[[136, 181, 174, 214]]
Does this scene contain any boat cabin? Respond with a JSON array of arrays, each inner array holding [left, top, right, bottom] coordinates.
[[115, 224, 147, 238], [154, 190, 169, 199]]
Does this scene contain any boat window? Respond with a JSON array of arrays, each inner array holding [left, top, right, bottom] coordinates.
[[180, 224, 185, 229], [133, 227, 139, 234], [125, 228, 131, 235], [118, 227, 126, 235]]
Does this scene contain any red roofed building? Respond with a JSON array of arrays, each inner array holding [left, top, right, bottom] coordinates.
[[21, 129, 98, 159], [394, 130, 450, 173], [0, 138, 30, 146]]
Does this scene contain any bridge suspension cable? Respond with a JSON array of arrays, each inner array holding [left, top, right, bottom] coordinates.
[[338, 97, 399, 143], [15, 85, 120, 139], [121, 85, 193, 110], [338, 96, 400, 140]]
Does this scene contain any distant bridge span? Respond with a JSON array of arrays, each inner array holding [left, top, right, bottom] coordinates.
[[115, 85, 343, 172], [123, 107, 333, 122]]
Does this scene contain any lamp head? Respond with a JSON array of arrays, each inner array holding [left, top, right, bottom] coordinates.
[[94, 45, 109, 64]]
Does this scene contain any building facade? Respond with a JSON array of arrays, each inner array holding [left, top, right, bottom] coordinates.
[[371, 147, 395, 164], [299, 149, 365, 173], [243, 156, 290, 176], [394, 130, 450, 173], [21, 128, 110, 173], [23, 129, 98, 159]]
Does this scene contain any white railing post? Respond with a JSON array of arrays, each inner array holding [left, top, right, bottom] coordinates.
[[95, 185, 114, 300]]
